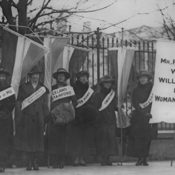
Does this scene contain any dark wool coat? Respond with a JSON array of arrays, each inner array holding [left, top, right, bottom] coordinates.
[[15, 82, 49, 152], [92, 86, 118, 157], [127, 82, 153, 157], [67, 81, 98, 158], [73, 81, 97, 125], [0, 85, 15, 160], [46, 82, 76, 155]]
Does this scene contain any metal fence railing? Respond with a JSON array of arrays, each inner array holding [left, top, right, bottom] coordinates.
[[68, 30, 175, 131]]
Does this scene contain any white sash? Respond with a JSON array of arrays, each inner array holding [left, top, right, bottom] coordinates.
[[21, 86, 46, 110], [99, 90, 115, 111], [76, 88, 94, 108], [139, 88, 153, 109], [52, 86, 75, 102], [0, 87, 15, 101]]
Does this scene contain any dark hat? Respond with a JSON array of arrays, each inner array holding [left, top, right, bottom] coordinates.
[[100, 75, 114, 84], [52, 68, 70, 80], [137, 71, 152, 79], [0, 68, 10, 76], [28, 65, 42, 76], [76, 71, 89, 79]]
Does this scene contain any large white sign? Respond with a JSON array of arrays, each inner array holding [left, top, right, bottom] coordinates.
[[150, 40, 175, 123]]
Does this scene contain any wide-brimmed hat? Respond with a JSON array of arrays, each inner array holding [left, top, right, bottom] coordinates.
[[28, 65, 42, 76], [76, 70, 89, 79], [100, 75, 114, 84], [52, 68, 70, 80], [137, 71, 152, 79], [0, 68, 10, 76]]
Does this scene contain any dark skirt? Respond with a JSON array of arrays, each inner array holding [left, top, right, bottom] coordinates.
[[47, 123, 66, 155], [66, 122, 96, 159], [127, 111, 153, 157], [0, 116, 13, 166], [95, 124, 118, 157]]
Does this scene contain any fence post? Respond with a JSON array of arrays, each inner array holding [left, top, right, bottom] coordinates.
[[95, 27, 101, 82]]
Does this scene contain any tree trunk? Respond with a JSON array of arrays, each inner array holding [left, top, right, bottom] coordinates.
[[0, 0, 15, 26], [17, 0, 28, 34]]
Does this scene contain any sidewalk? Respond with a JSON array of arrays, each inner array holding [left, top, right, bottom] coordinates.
[[3, 161, 175, 175]]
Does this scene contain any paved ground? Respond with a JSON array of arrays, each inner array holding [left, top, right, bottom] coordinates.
[[3, 161, 175, 175]]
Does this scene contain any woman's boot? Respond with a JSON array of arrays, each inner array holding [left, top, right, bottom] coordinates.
[[26, 153, 32, 171], [136, 158, 142, 166], [142, 157, 149, 166]]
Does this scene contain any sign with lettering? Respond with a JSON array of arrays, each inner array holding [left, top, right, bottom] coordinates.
[[150, 40, 175, 123]]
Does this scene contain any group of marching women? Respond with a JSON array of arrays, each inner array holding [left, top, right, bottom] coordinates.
[[0, 66, 155, 172]]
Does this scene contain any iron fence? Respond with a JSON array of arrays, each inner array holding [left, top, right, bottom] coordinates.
[[67, 30, 175, 131]]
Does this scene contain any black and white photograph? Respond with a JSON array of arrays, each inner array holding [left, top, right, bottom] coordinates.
[[0, 0, 175, 174]]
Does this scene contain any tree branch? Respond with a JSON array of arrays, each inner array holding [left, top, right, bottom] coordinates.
[[159, 6, 175, 40], [27, 0, 33, 6], [29, 0, 51, 28]]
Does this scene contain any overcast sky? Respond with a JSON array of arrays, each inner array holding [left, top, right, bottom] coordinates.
[[66, 0, 175, 33], [1, 0, 175, 33]]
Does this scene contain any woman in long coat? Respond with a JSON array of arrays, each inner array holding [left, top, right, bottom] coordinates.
[[46, 68, 76, 169], [127, 71, 153, 166], [15, 66, 49, 171], [71, 71, 97, 166], [93, 75, 118, 166], [0, 68, 15, 173]]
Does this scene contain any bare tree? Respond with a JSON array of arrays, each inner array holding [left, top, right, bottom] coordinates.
[[158, 5, 175, 40], [0, 0, 117, 34]]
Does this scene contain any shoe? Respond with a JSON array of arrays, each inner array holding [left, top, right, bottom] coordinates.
[[142, 158, 149, 166], [142, 162, 149, 166], [59, 162, 64, 169], [33, 164, 39, 170], [33, 159, 39, 170], [26, 161, 32, 171], [26, 166, 32, 171], [73, 157, 79, 166], [101, 162, 107, 166], [0, 167, 5, 173], [52, 164, 58, 168], [105, 157, 112, 166], [106, 161, 112, 166], [136, 158, 142, 166], [79, 159, 86, 166]]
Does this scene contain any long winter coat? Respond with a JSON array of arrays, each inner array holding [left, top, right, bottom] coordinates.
[[92, 86, 118, 157], [46, 82, 76, 155], [15, 82, 49, 152], [73, 81, 97, 125], [67, 81, 97, 157], [127, 82, 153, 157], [0, 85, 15, 159]]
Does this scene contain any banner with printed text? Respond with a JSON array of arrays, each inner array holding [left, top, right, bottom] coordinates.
[[150, 40, 175, 123]]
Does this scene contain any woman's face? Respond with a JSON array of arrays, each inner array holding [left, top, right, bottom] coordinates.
[[57, 73, 66, 83], [79, 75, 88, 84], [30, 73, 40, 84], [139, 76, 149, 85], [103, 82, 112, 89], [0, 74, 6, 82]]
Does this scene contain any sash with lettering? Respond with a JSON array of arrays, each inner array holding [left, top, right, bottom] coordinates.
[[21, 86, 46, 110], [99, 89, 115, 111], [0, 87, 15, 101], [76, 88, 94, 108], [52, 85, 75, 102], [139, 88, 153, 109]]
